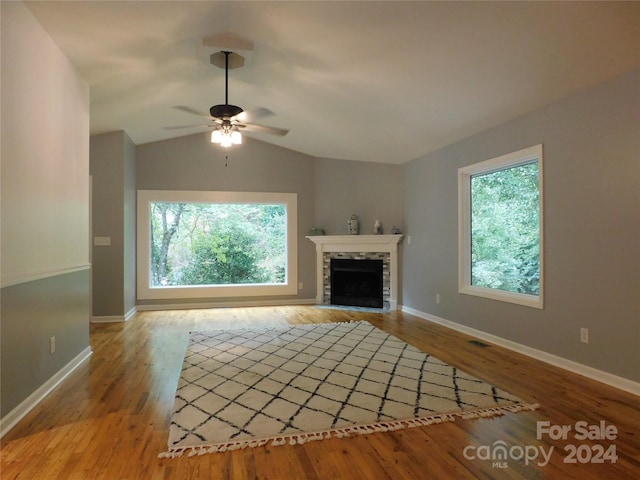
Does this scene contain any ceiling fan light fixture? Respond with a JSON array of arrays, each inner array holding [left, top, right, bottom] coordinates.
[[211, 128, 242, 147]]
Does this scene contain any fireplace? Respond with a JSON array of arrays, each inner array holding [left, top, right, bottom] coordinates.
[[330, 259, 383, 308], [306, 235, 404, 310]]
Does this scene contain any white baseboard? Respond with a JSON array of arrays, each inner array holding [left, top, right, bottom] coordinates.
[[91, 315, 125, 323], [402, 306, 640, 396], [91, 307, 137, 323], [1, 346, 93, 438], [125, 306, 137, 321], [136, 298, 317, 311]]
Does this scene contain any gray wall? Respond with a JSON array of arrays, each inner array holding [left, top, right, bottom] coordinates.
[[90, 131, 136, 318], [135, 133, 318, 306], [402, 69, 640, 382], [124, 133, 137, 314], [1, 272, 91, 417], [1, 2, 91, 417], [92, 130, 407, 310], [314, 158, 404, 235]]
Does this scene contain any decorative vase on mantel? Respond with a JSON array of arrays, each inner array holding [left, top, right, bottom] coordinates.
[[347, 214, 359, 235]]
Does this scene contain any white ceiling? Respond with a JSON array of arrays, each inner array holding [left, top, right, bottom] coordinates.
[[24, 1, 640, 164]]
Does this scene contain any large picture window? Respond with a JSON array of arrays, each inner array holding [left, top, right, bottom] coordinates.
[[458, 145, 543, 308], [137, 190, 298, 300]]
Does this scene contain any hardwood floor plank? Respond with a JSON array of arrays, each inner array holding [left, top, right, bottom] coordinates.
[[1, 306, 638, 479]]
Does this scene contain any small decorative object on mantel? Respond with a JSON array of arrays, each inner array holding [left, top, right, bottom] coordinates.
[[374, 220, 383, 234], [309, 228, 325, 236], [391, 226, 402, 234], [347, 214, 359, 235]]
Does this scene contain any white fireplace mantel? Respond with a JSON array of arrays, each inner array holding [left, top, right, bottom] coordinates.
[[306, 235, 404, 310]]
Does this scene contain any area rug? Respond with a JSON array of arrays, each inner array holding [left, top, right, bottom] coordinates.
[[160, 321, 537, 458]]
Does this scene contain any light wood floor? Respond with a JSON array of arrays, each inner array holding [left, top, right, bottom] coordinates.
[[1, 306, 638, 479]]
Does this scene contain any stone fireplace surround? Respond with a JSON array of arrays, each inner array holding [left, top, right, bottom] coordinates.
[[306, 235, 404, 310]]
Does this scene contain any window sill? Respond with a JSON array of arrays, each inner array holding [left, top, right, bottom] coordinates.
[[459, 284, 543, 309]]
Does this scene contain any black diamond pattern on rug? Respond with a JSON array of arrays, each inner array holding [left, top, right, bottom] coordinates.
[[161, 321, 536, 457]]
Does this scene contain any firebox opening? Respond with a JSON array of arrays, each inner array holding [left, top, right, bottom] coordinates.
[[330, 259, 383, 308]]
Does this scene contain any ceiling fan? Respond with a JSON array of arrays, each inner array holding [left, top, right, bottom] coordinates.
[[168, 51, 288, 147]]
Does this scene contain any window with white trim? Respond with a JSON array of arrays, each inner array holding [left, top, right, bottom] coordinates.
[[137, 190, 297, 300], [458, 145, 543, 308]]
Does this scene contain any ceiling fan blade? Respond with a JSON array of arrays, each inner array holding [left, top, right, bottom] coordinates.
[[241, 123, 289, 137], [233, 107, 274, 123], [172, 105, 213, 120]]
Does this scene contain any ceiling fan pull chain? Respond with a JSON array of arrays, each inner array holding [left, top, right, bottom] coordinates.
[[225, 154, 229, 168]]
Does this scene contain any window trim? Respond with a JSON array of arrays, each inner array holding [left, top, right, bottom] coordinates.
[[137, 190, 298, 300], [458, 144, 544, 309]]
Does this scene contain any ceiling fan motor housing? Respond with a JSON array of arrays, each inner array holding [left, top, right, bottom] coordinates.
[[210, 104, 244, 119]]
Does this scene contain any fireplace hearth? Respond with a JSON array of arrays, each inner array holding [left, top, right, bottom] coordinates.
[[330, 259, 383, 308]]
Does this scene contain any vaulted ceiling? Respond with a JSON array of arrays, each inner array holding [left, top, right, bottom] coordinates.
[[24, 1, 640, 164]]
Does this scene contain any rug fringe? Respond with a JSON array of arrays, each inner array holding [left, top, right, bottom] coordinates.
[[158, 402, 539, 458]]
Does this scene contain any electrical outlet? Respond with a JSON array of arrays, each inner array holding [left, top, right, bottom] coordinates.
[[436, 294, 440, 304], [580, 328, 589, 344], [50, 336, 56, 354], [298, 282, 303, 290]]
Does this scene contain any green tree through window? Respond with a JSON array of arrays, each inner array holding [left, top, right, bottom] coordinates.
[[150, 202, 286, 287], [470, 162, 540, 295], [458, 144, 543, 308]]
